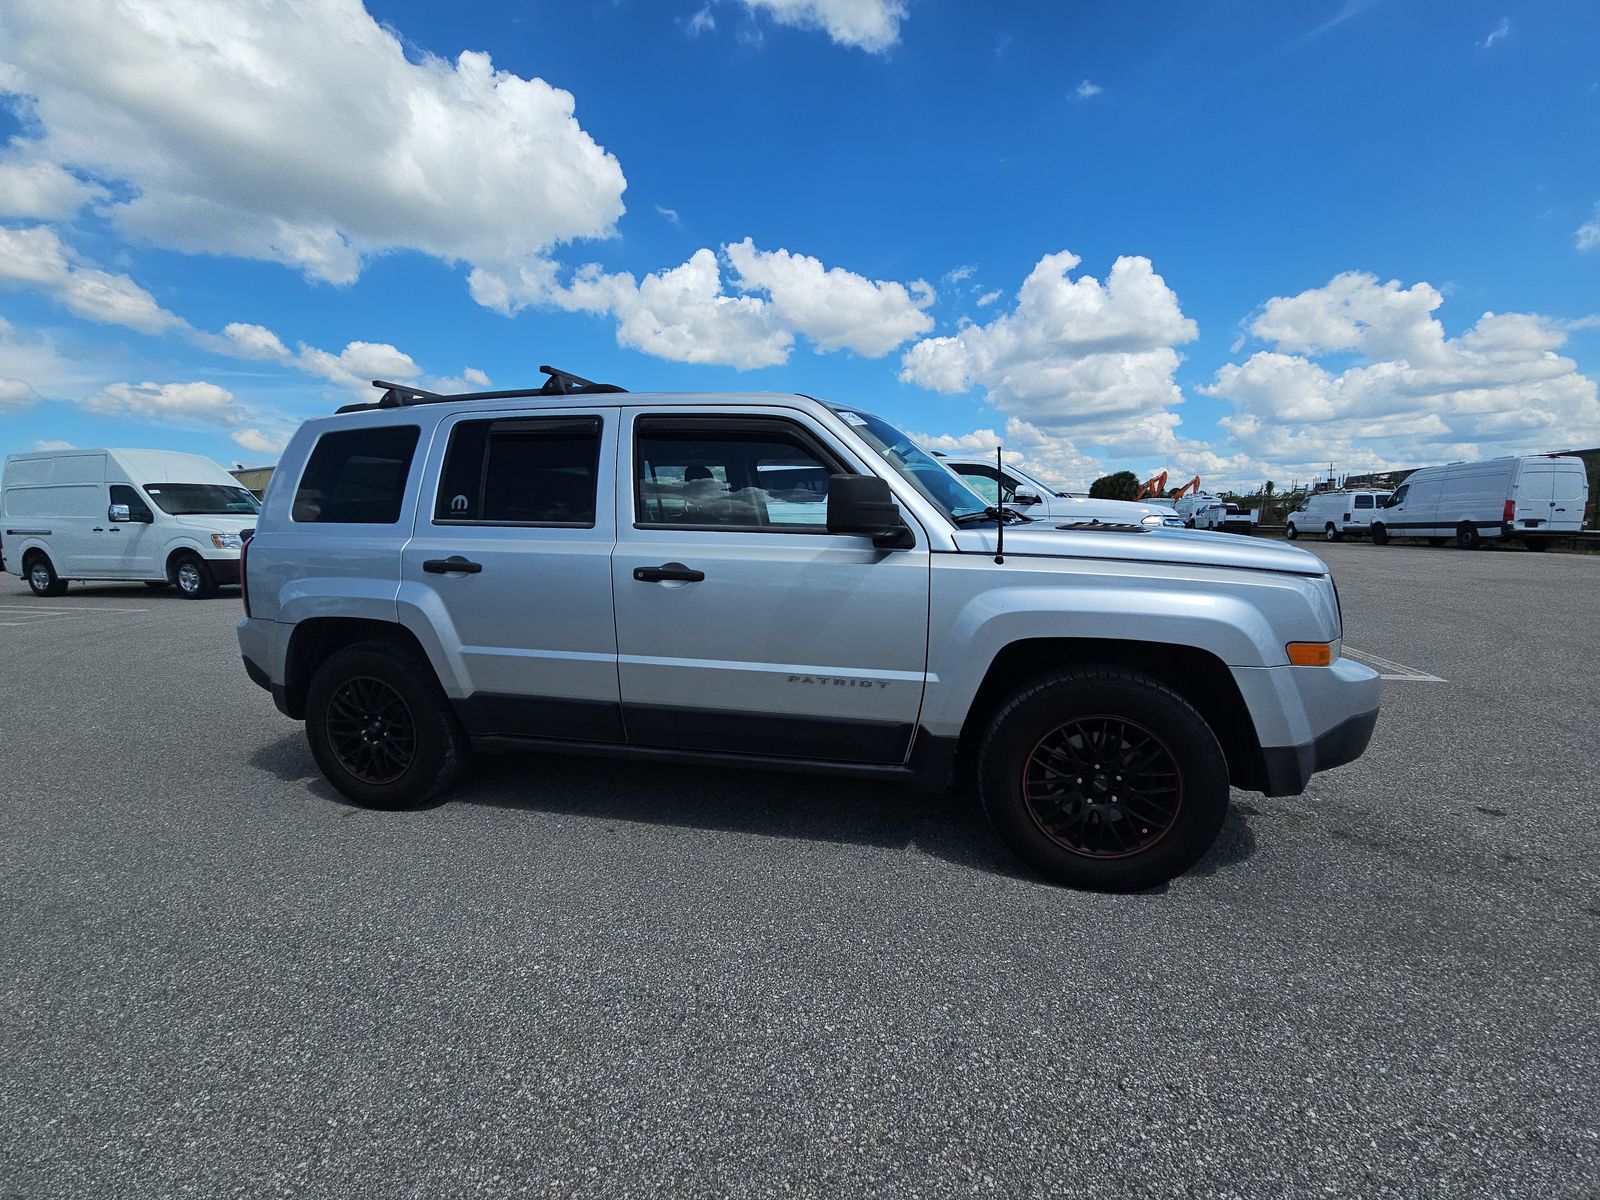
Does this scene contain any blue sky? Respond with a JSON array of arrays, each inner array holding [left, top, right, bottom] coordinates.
[[0, 0, 1597, 490]]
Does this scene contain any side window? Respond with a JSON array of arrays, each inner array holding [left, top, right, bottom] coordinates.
[[634, 417, 847, 531], [108, 484, 153, 521], [953, 464, 1001, 505], [293, 425, 420, 524], [434, 416, 601, 527], [1354, 495, 1374, 509], [1389, 484, 1408, 506]]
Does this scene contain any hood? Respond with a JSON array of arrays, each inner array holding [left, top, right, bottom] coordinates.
[[170, 514, 249, 536], [950, 523, 1328, 577]]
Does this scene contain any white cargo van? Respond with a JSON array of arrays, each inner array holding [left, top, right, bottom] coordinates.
[[1370, 455, 1589, 549], [1284, 490, 1392, 541], [1173, 493, 1257, 533], [1, 448, 259, 597]]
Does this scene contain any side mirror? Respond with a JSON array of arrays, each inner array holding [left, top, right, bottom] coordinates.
[[1011, 490, 1042, 506], [108, 503, 131, 522], [827, 474, 915, 549]]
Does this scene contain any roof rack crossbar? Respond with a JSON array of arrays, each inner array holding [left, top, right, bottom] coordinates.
[[348, 364, 627, 413]]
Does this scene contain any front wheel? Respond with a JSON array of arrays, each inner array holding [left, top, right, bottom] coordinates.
[[977, 667, 1230, 892], [1284, 523, 1298, 540], [305, 640, 466, 810], [26, 554, 67, 597], [172, 553, 218, 598], [1370, 523, 1389, 546]]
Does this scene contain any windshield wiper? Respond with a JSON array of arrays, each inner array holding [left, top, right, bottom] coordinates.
[[954, 505, 1028, 526]]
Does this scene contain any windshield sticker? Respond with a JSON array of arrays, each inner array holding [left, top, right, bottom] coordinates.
[[840, 412, 867, 427]]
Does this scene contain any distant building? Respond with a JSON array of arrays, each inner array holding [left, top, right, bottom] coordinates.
[[231, 466, 274, 498]]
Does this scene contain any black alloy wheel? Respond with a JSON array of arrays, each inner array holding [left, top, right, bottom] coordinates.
[[305, 640, 466, 809], [325, 675, 417, 785], [1021, 716, 1183, 859], [978, 666, 1230, 891]]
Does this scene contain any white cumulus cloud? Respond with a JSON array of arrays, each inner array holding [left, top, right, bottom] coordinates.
[[0, 141, 104, 219], [738, 0, 907, 51], [0, 0, 626, 286], [1075, 80, 1103, 99], [230, 427, 290, 455], [1205, 271, 1600, 478], [899, 251, 1198, 454], [1578, 205, 1600, 253], [0, 225, 187, 333], [297, 340, 423, 392], [83, 380, 246, 426], [470, 240, 933, 368]]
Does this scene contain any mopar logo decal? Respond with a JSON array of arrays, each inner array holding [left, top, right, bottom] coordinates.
[[451, 494, 469, 512], [788, 675, 890, 689]]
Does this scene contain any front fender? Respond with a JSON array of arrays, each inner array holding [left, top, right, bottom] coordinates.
[[921, 557, 1337, 738]]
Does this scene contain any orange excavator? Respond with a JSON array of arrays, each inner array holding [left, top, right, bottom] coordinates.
[[1168, 475, 1201, 502], [1134, 471, 1167, 500]]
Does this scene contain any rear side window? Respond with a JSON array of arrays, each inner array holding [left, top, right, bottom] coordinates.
[[434, 416, 601, 526], [1354, 495, 1374, 509], [293, 425, 420, 524]]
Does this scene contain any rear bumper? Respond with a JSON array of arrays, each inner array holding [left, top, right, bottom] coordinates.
[[1260, 708, 1380, 797]]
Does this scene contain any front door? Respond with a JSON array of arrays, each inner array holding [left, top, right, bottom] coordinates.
[[399, 408, 622, 742], [611, 407, 931, 764], [109, 484, 159, 578]]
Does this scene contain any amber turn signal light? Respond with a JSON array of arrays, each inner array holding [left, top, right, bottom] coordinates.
[[1286, 641, 1336, 667]]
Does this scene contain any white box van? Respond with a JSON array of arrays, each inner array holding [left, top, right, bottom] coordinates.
[[2, 448, 259, 596], [1284, 490, 1392, 542], [1370, 455, 1589, 549]]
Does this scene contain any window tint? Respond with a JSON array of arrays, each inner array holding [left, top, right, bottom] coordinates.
[[1354, 495, 1374, 509], [1389, 484, 1408, 506], [109, 484, 153, 521], [293, 425, 420, 524], [953, 465, 1001, 505], [435, 417, 601, 526], [635, 417, 844, 530]]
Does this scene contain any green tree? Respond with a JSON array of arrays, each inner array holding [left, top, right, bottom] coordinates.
[[1089, 470, 1140, 501]]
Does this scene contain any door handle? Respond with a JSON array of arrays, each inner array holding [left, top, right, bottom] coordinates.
[[633, 562, 705, 583], [423, 556, 483, 575]]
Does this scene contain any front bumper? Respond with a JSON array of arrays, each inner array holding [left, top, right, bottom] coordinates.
[[207, 558, 241, 586], [1259, 707, 1380, 797]]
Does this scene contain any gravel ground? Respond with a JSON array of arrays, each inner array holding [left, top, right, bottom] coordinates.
[[1, 541, 1596, 1199]]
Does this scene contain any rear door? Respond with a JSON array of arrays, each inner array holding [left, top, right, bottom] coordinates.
[[1517, 460, 1587, 531], [399, 408, 622, 742], [611, 406, 930, 764]]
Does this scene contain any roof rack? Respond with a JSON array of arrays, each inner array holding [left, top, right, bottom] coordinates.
[[336, 365, 627, 413]]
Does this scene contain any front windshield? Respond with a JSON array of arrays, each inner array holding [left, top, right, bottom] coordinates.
[[834, 409, 990, 522], [142, 483, 261, 516]]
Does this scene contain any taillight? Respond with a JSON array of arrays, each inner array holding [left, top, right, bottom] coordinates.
[[240, 529, 253, 617], [1502, 499, 1515, 523]]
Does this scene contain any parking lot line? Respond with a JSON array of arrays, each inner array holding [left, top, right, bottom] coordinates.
[[0, 605, 148, 615], [1343, 646, 1446, 682]]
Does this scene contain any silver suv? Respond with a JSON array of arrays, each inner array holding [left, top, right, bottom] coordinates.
[[237, 367, 1380, 891]]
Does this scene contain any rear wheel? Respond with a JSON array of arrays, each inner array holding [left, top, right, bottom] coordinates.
[[305, 640, 466, 810], [977, 667, 1230, 892], [1284, 522, 1298, 540], [1323, 523, 1341, 542], [1456, 524, 1481, 550], [1370, 523, 1389, 546], [25, 553, 67, 597], [172, 553, 217, 598]]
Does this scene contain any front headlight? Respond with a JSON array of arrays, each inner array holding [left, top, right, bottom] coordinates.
[[211, 532, 244, 550], [1140, 514, 1164, 527]]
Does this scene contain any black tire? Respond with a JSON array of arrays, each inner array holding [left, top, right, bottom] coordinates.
[[1284, 523, 1298, 540], [1455, 524, 1481, 550], [25, 552, 67, 597], [1370, 523, 1389, 546], [171, 552, 218, 598], [305, 639, 466, 810], [1427, 537, 1447, 547], [977, 666, 1230, 892], [1323, 523, 1342, 542]]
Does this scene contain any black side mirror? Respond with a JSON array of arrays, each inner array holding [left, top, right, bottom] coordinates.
[[827, 475, 915, 549]]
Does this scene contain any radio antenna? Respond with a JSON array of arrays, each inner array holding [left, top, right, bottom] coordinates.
[[994, 444, 1005, 565]]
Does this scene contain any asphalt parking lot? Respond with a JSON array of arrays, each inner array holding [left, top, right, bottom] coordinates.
[[2, 541, 1596, 1199]]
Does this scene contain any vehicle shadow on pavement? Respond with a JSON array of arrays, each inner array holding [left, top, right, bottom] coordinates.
[[248, 732, 1259, 891]]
